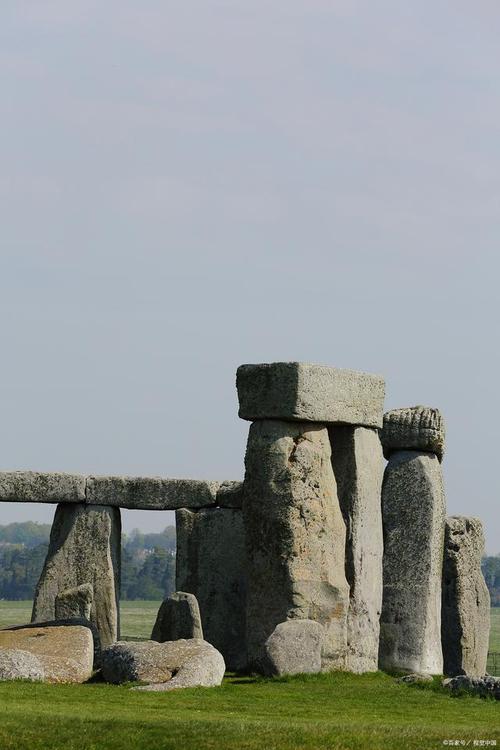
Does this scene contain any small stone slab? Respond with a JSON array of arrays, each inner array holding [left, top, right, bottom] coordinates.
[[151, 592, 203, 642], [86, 476, 219, 510], [237, 362, 385, 427], [381, 406, 445, 461], [0, 471, 85, 503], [263, 620, 324, 676]]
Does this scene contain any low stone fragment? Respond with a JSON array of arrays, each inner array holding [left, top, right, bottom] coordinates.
[[263, 620, 324, 676], [381, 407, 445, 461], [397, 673, 433, 684], [237, 362, 385, 427], [151, 592, 203, 642], [101, 639, 225, 691], [86, 476, 219, 510], [0, 648, 45, 681], [176, 507, 246, 670], [0, 471, 85, 503], [32, 503, 120, 647], [379, 451, 445, 675], [442, 675, 500, 700], [0, 625, 93, 683], [441, 516, 490, 677], [55, 583, 93, 621]]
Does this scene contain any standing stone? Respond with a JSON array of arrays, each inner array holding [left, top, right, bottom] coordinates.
[[329, 425, 383, 673], [263, 620, 324, 676], [32, 503, 121, 647], [442, 516, 490, 677], [152, 591, 203, 642], [379, 450, 445, 674], [55, 583, 93, 621], [243, 420, 349, 672], [175, 507, 246, 670]]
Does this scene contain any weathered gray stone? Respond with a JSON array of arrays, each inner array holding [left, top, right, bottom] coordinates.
[[216, 480, 244, 509], [397, 672, 433, 684], [151, 592, 203, 642], [263, 620, 323, 676], [243, 420, 349, 672], [101, 639, 225, 691], [443, 675, 500, 699], [32, 503, 120, 647], [176, 507, 246, 670], [55, 583, 93, 621], [329, 425, 383, 673], [441, 516, 490, 677], [0, 648, 45, 681], [0, 471, 85, 503], [379, 451, 446, 675], [0, 625, 93, 683], [237, 362, 385, 427], [86, 475, 219, 510], [381, 407, 445, 461]]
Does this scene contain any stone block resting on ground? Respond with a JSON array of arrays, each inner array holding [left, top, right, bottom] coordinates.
[[151, 591, 203, 642]]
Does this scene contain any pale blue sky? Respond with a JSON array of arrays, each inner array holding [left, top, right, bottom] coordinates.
[[0, 2, 499, 551]]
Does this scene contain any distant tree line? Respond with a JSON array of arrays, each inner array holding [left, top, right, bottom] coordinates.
[[0, 522, 176, 601]]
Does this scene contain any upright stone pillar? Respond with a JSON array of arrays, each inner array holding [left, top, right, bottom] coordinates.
[[330, 425, 383, 672], [379, 407, 446, 674], [32, 503, 121, 647], [442, 516, 490, 677], [237, 362, 385, 672]]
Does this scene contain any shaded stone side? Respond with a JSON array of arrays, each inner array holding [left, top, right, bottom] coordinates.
[[442, 516, 490, 677], [175, 507, 246, 670], [243, 420, 349, 672], [329, 425, 383, 673], [379, 451, 445, 674], [151, 592, 204, 642], [32, 503, 121, 647]]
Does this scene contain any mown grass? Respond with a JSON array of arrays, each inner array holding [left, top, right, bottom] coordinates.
[[0, 671, 498, 750]]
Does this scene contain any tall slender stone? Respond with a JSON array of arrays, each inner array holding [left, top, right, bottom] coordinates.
[[243, 420, 349, 671], [442, 516, 490, 677], [175, 507, 246, 670], [379, 449, 445, 674], [32, 503, 121, 647], [329, 425, 383, 673]]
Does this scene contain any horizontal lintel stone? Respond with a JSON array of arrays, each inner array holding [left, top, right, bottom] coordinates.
[[86, 476, 219, 510], [0, 471, 85, 503], [237, 362, 385, 427]]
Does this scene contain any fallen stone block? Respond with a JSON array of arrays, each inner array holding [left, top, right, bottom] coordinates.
[[263, 620, 323, 676], [0, 471, 85, 503], [151, 592, 203, 642], [329, 425, 383, 673], [4, 618, 102, 668], [397, 673, 433, 684], [244, 420, 349, 671], [0, 648, 45, 681], [32, 503, 120, 647], [237, 362, 385, 427], [176, 506, 246, 670], [442, 675, 500, 700], [381, 406, 445, 461], [442, 516, 490, 677], [86, 475, 219, 510], [0, 625, 93, 683], [379, 450, 445, 675], [55, 583, 93, 621]]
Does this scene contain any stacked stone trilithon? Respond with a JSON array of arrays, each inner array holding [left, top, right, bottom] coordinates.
[[379, 406, 446, 675], [237, 362, 385, 673]]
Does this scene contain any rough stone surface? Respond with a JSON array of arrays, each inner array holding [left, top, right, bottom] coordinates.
[[32, 503, 121, 647], [151, 592, 203, 642], [55, 583, 93, 621], [379, 451, 446, 675], [263, 620, 323, 676], [397, 672, 433, 684], [441, 516, 490, 677], [0, 648, 45, 681], [237, 362, 385, 428], [5, 618, 102, 668], [86, 475, 219, 510], [381, 407, 445, 461], [329, 425, 383, 673], [216, 480, 244, 509], [443, 675, 500, 699], [0, 625, 93, 683], [176, 507, 246, 670], [0, 471, 85, 503], [243, 420, 349, 672], [101, 639, 225, 691]]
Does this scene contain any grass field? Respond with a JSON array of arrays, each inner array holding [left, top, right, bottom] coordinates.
[[0, 603, 498, 749]]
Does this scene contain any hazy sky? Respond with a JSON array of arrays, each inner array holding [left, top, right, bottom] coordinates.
[[1, 2, 499, 551]]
